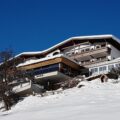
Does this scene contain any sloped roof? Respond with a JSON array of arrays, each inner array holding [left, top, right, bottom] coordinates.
[[15, 34, 120, 58]]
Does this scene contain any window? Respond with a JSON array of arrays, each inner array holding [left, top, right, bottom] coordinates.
[[103, 66, 106, 71], [91, 69, 94, 74], [99, 67, 102, 72], [95, 68, 98, 73], [32, 64, 59, 75], [90, 68, 98, 74], [99, 66, 106, 72]]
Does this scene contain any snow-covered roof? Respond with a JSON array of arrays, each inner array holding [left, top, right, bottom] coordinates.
[[15, 51, 42, 58], [15, 34, 120, 58], [40, 34, 120, 52], [17, 54, 79, 67]]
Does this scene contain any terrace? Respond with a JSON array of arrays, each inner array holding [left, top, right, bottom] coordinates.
[[66, 44, 111, 61]]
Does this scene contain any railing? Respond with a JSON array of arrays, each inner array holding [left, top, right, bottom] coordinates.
[[64, 45, 109, 59], [81, 58, 108, 66]]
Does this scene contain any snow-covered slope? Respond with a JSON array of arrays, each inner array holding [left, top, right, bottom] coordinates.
[[1, 79, 120, 120]]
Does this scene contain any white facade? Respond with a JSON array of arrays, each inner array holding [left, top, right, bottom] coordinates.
[[16, 34, 120, 77], [110, 45, 120, 60], [33, 38, 120, 77], [89, 58, 120, 76]]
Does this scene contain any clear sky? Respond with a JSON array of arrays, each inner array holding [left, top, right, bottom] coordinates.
[[0, 0, 120, 55]]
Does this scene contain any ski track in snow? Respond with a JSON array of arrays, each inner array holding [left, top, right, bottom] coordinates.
[[1, 79, 120, 120]]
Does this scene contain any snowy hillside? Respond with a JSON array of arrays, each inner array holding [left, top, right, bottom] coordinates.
[[1, 79, 120, 120]]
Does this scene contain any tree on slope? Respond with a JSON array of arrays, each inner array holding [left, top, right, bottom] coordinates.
[[0, 49, 24, 110], [0, 49, 14, 110]]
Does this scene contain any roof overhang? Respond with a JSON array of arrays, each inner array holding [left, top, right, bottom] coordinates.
[[15, 34, 120, 58], [18, 54, 82, 70]]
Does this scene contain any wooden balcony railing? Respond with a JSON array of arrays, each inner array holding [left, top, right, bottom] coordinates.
[[81, 58, 108, 67], [67, 47, 110, 60]]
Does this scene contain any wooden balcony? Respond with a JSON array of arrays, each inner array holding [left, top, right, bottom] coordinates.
[[19, 56, 80, 71], [81, 58, 108, 67], [68, 47, 110, 61]]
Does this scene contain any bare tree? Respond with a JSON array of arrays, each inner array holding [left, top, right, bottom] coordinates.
[[0, 49, 23, 110], [0, 49, 14, 110]]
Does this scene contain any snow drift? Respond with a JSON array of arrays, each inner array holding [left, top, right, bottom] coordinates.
[[1, 79, 120, 120]]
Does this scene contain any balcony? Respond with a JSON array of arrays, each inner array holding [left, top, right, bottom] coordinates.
[[67, 46, 110, 61], [80, 58, 108, 67]]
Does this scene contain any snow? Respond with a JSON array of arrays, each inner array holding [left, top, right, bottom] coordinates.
[[17, 54, 79, 67], [15, 34, 120, 59], [17, 54, 64, 67], [1, 79, 120, 120], [12, 82, 31, 93]]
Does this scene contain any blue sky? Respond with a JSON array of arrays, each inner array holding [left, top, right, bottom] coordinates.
[[0, 0, 120, 55]]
